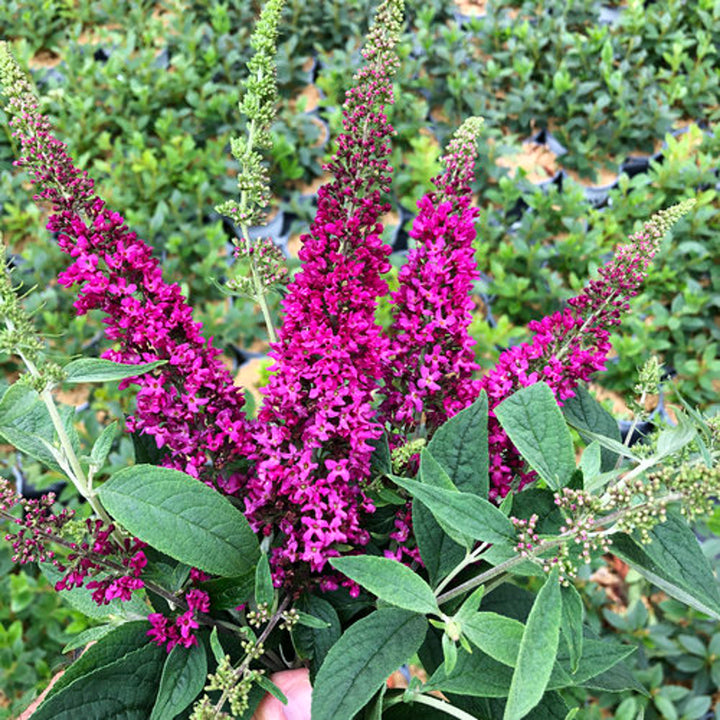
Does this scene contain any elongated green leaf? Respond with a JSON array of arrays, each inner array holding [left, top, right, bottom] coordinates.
[[255, 553, 274, 606], [63, 358, 166, 383], [579, 442, 601, 484], [419, 450, 472, 547], [0, 424, 65, 474], [495, 383, 575, 490], [462, 613, 524, 667], [562, 385, 621, 471], [560, 585, 583, 673], [504, 568, 562, 720], [296, 611, 331, 629], [294, 595, 342, 678], [311, 609, 427, 720], [552, 638, 635, 687], [62, 625, 116, 654], [427, 391, 489, 496], [89, 422, 117, 470], [45, 622, 152, 701], [612, 513, 720, 620], [199, 571, 255, 611], [150, 643, 207, 720], [0, 382, 37, 424], [394, 477, 515, 547], [98, 465, 259, 577], [33, 642, 165, 720], [426, 648, 514, 697], [331, 556, 439, 615], [413, 499, 465, 588], [454, 587, 485, 626]]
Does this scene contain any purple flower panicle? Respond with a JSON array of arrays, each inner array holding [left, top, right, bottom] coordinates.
[[476, 200, 695, 499], [382, 117, 484, 440], [1, 55, 253, 493], [246, 0, 405, 590]]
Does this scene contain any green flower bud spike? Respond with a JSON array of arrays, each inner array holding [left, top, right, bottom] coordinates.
[[216, 0, 287, 344]]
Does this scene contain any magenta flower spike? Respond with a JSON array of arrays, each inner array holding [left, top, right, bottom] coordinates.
[[246, 0, 405, 590], [0, 44, 253, 493], [476, 200, 696, 500], [382, 117, 484, 442]]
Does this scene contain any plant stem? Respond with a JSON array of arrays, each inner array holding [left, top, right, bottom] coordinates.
[[433, 542, 490, 597], [436, 492, 685, 606], [211, 595, 291, 717]]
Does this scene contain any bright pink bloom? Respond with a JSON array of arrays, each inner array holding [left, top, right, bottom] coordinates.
[[475, 202, 695, 499], [247, 0, 403, 588]]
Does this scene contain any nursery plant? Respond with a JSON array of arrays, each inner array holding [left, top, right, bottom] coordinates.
[[0, 2, 718, 720]]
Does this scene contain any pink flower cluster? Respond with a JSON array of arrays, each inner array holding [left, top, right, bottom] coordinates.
[[382, 118, 484, 440], [1, 480, 148, 605], [147, 588, 211, 651], [48, 203, 254, 490], [5, 71, 254, 493], [245, 0, 403, 589], [475, 203, 693, 499], [1, 481, 73, 566], [54, 519, 148, 605]]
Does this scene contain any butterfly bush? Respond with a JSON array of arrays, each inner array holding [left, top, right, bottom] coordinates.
[[381, 116, 484, 441], [0, 0, 695, 602]]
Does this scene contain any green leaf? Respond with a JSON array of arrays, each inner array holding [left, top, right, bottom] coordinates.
[[419, 449, 473, 547], [296, 611, 331, 629], [394, 477, 515, 547], [413, 500, 465, 588], [0, 424, 65, 475], [495, 383, 575, 490], [254, 553, 274, 606], [293, 595, 341, 677], [612, 513, 720, 620], [578, 442, 601, 483], [454, 587, 485, 626], [552, 638, 636, 687], [330, 556, 439, 615], [63, 358, 166, 383], [89, 421, 117, 470], [209, 627, 225, 664], [199, 571, 255, 611], [46, 622, 152, 701], [370, 432, 392, 475], [33, 642, 165, 719], [562, 385, 621, 471], [655, 416, 696, 458], [504, 568, 562, 720], [0, 382, 38, 424], [560, 585, 583, 673], [255, 674, 288, 705], [98, 465, 260, 577], [462, 613, 524, 667], [62, 624, 116, 654], [427, 391, 489, 496], [150, 642, 207, 720], [426, 647, 513, 697], [311, 609, 427, 720]]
